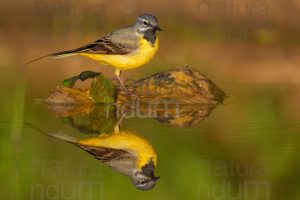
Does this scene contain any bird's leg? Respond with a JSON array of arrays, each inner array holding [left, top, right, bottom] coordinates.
[[115, 69, 130, 96], [114, 113, 124, 134]]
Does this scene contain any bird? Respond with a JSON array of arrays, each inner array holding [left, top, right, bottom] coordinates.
[[25, 122, 160, 190], [26, 13, 163, 96]]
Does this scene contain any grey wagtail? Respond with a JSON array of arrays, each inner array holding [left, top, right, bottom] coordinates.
[[26, 122, 159, 190], [26, 13, 162, 96]]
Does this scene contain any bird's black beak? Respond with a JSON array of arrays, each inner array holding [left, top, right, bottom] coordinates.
[[155, 25, 163, 31], [153, 176, 160, 181]]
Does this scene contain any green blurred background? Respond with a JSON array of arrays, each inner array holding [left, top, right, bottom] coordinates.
[[1, 0, 300, 199]]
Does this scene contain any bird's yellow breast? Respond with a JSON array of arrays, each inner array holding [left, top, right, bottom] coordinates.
[[78, 131, 157, 169], [80, 36, 159, 70]]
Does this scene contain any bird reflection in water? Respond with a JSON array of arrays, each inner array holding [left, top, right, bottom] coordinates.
[[26, 113, 159, 191]]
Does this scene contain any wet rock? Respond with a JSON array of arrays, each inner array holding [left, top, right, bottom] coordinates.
[[45, 66, 226, 105]]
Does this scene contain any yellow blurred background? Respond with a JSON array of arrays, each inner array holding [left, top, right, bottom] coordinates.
[[1, 0, 300, 85]]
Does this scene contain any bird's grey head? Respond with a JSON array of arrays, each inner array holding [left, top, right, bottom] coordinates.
[[133, 13, 162, 44], [131, 158, 160, 191]]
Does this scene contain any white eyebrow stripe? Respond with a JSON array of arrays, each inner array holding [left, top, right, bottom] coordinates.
[[137, 18, 147, 22]]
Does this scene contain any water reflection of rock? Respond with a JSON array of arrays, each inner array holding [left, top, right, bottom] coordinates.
[[47, 104, 117, 134], [143, 103, 220, 127], [47, 100, 219, 132]]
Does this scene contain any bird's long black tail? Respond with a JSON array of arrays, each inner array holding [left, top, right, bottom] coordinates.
[[25, 49, 78, 65], [25, 122, 78, 144]]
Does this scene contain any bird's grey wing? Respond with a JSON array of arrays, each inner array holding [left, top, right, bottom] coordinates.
[[25, 28, 138, 64], [77, 144, 131, 162], [73, 28, 139, 55], [77, 144, 137, 175]]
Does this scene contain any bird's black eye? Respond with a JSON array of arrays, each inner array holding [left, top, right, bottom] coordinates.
[[141, 180, 146, 185], [143, 20, 149, 26]]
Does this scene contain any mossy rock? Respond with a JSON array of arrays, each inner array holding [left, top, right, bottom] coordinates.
[[44, 66, 225, 106], [117, 66, 226, 104]]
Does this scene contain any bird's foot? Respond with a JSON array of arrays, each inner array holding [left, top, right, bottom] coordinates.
[[121, 87, 139, 99]]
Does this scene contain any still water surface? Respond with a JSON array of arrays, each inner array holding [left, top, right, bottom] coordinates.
[[1, 80, 300, 200]]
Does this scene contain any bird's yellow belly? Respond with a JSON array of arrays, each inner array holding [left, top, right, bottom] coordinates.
[[80, 37, 159, 70], [78, 131, 157, 169]]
